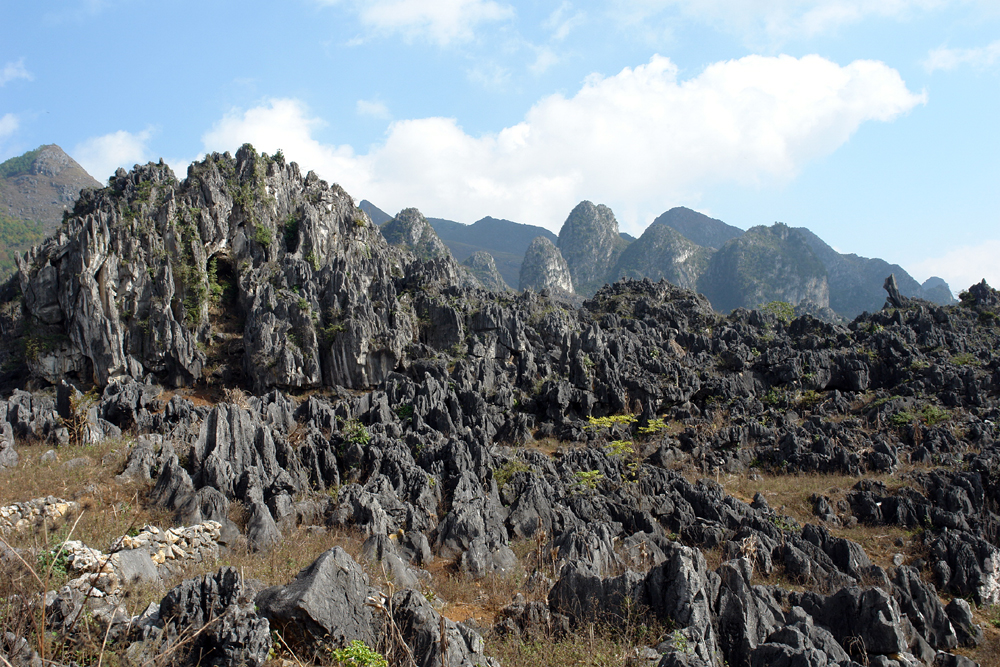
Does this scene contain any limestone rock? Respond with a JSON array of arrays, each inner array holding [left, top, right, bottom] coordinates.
[[556, 201, 628, 296], [519, 236, 572, 293]]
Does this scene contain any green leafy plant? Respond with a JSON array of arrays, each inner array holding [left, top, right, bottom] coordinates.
[[605, 440, 634, 457], [572, 470, 604, 492], [252, 223, 273, 248], [638, 418, 669, 436], [494, 459, 532, 490], [394, 404, 414, 422], [762, 300, 794, 324], [585, 414, 636, 430], [330, 640, 388, 667], [341, 419, 370, 446]]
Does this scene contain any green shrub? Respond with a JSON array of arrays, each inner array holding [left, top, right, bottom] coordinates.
[[605, 440, 635, 457], [762, 301, 794, 324], [638, 418, 669, 436], [341, 419, 370, 446], [330, 640, 387, 667], [252, 224, 273, 248], [572, 470, 604, 492], [585, 414, 636, 430], [494, 459, 532, 490]]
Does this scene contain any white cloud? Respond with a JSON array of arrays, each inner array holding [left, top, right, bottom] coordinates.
[[924, 40, 1000, 72], [614, 0, 947, 44], [1, 58, 34, 86], [545, 2, 586, 41], [318, 0, 514, 46], [466, 62, 512, 89], [0, 113, 19, 140], [529, 47, 560, 75], [73, 128, 155, 181], [356, 99, 392, 120], [199, 54, 924, 233], [910, 239, 1000, 292]]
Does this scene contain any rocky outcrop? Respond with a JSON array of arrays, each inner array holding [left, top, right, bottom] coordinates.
[[557, 201, 629, 296], [10, 146, 490, 392], [519, 236, 573, 293], [381, 207, 452, 262], [463, 251, 509, 291], [611, 223, 711, 290], [698, 223, 829, 312]]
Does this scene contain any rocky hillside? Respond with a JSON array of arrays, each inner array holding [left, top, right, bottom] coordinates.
[[0, 146, 997, 667], [652, 206, 743, 250], [0, 145, 101, 234], [611, 222, 711, 290], [0, 145, 101, 278], [697, 223, 830, 313]]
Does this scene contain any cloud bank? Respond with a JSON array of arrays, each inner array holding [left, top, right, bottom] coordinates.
[[201, 54, 924, 233]]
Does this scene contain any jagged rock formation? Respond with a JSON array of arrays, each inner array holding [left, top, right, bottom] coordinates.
[[1, 150, 998, 667], [697, 223, 830, 312], [462, 251, 508, 291], [380, 207, 452, 262], [652, 206, 743, 250], [611, 223, 711, 289], [519, 236, 573, 293], [557, 201, 629, 296], [8, 147, 497, 392]]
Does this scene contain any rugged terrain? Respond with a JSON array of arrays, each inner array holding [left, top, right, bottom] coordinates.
[[0, 146, 998, 667], [0, 145, 102, 277]]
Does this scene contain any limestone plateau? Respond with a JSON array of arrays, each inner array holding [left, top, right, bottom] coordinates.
[[0, 144, 998, 667]]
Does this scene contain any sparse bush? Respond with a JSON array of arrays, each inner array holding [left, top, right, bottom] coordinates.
[[252, 223, 273, 248], [572, 470, 604, 492], [331, 640, 388, 667], [494, 459, 532, 490], [341, 418, 370, 446], [762, 300, 794, 324]]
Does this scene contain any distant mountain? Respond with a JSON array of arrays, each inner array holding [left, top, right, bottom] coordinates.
[[367, 196, 953, 319], [426, 215, 557, 290], [697, 223, 829, 313], [0, 144, 101, 276], [0, 145, 101, 234], [920, 277, 955, 305], [611, 223, 710, 290], [557, 201, 629, 297], [462, 251, 509, 292], [359, 200, 392, 226], [652, 207, 743, 250], [795, 227, 954, 317]]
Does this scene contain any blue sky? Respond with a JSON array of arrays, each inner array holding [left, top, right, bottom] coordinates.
[[1, 0, 998, 291]]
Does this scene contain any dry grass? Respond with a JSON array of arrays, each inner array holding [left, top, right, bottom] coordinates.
[[966, 605, 1000, 667], [717, 471, 911, 527], [0, 437, 172, 552]]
